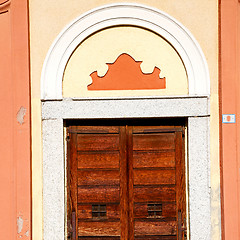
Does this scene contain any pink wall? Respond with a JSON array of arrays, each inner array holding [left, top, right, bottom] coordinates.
[[0, 0, 31, 239], [220, 0, 240, 239]]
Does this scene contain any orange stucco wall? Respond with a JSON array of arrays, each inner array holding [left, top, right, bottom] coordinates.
[[221, 0, 240, 239], [0, 0, 31, 239]]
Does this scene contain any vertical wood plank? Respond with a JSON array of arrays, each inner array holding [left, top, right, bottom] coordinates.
[[67, 129, 72, 238], [181, 131, 186, 238], [69, 127, 78, 240], [132, 126, 184, 239], [119, 126, 128, 239], [175, 130, 186, 240], [127, 126, 135, 240]]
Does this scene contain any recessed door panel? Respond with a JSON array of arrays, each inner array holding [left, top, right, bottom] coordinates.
[[67, 124, 186, 240], [129, 127, 184, 239]]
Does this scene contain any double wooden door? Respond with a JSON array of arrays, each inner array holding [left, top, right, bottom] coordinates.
[[67, 124, 186, 240]]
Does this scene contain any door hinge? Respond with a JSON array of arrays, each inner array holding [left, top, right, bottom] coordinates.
[[178, 211, 187, 240], [71, 211, 76, 240], [66, 133, 70, 142], [67, 211, 76, 239], [182, 128, 185, 138]]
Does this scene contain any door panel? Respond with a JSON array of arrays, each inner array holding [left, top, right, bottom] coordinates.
[[77, 204, 120, 219], [77, 170, 120, 186], [133, 151, 175, 168], [133, 186, 176, 202], [78, 221, 121, 236], [67, 124, 186, 240], [77, 134, 120, 151], [68, 126, 124, 239], [134, 221, 177, 235], [77, 152, 120, 169], [129, 126, 184, 239], [134, 237, 176, 240], [175, 132, 186, 240], [133, 169, 176, 185], [134, 202, 176, 219], [77, 186, 120, 203], [132, 133, 175, 150]]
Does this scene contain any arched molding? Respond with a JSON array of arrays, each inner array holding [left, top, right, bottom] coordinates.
[[0, 0, 11, 12], [41, 3, 210, 100]]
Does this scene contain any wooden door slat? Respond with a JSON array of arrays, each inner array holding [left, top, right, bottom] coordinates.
[[78, 221, 120, 236], [78, 152, 119, 169], [77, 134, 119, 151], [78, 237, 120, 240], [134, 186, 176, 202], [78, 186, 120, 203], [133, 151, 175, 168], [134, 221, 177, 236], [132, 125, 183, 133], [70, 126, 119, 133], [133, 169, 175, 185], [133, 134, 175, 150], [77, 170, 119, 186], [134, 235, 177, 240]]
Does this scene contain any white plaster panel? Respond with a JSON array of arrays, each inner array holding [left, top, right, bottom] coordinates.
[[42, 98, 211, 240], [188, 117, 211, 239], [42, 96, 209, 120], [42, 119, 64, 240]]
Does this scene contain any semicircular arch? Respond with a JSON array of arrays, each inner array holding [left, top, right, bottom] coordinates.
[[41, 3, 210, 100]]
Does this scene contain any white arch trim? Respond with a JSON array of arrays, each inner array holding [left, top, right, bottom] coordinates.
[[41, 3, 210, 100]]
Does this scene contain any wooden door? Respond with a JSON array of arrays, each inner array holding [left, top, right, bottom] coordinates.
[[67, 125, 186, 240]]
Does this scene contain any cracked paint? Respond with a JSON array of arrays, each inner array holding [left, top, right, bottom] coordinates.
[[17, 216, 23, 234], [25, 230, 29, 237], [17, 106, 26, 125], [17, 215, 30, 239]]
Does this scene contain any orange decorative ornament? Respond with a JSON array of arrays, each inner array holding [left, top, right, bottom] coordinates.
[[87, 53, 166, 90]]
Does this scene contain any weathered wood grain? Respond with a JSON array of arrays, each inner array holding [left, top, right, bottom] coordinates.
[[78, 221, 120, 236], [134, 202, 176, 218], [134, 186, 176, 202], [77, 237, 120, 240], [78, 186, 120, 203], [134, 221, 177, 235], [77, 204, 120, 219], [119, 126, 129, 239], [132, 125, 183, 134], [133, 169, 175, 185], [77, 170, 120, 186], [133, 133, 175, 151], [134, 235, 176, 240], [133, 151, 175, 168], [68, 125, 185, 239], [70, 126, 119, 134], [77, 134, 119, 151], [78, 152, 119, 169]]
